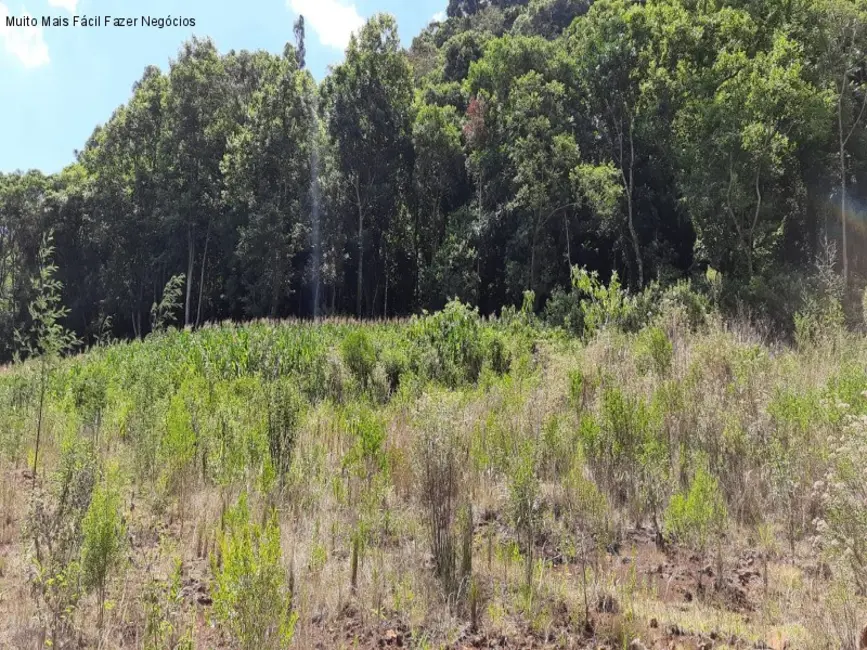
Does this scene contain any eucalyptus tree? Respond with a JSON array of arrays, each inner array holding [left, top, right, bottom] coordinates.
[[222, 47, 316, 318], [321, 14, 414, 317], [165, 37, 234, 327]]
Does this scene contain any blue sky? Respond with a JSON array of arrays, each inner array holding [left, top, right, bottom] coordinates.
[[0, 0, 446, 174]]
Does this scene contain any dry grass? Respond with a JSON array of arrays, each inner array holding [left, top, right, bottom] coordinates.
[[1, 316, 866, 649]]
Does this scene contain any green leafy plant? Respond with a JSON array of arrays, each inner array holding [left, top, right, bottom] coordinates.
[[80, 464, 127, 629], [212, 492, 296, 650], [342, 330, 377, 390], [634, 326, 673, 376], [151, 274, 186, 334], [14, 232, 79, 482], [664, 465, 728, 592]]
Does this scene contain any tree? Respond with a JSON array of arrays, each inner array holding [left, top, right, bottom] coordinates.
[[674, 23, 830, 278], [412, 102, 466, 305], [222, 48, 315, 318], [165, 38, 233, 327], [504, 71, 580, 299], [568, 0, 655, 288], [820, 0, 867, 285], [15, 232, 79, 482], [294, 15, 306, 69], [321, 15, 414, 317]]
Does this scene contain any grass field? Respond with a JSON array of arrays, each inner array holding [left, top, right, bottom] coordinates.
[[1, 297, 866, 649]]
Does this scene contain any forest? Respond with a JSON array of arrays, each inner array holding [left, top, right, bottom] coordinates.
[[2, 0, 867, 360]]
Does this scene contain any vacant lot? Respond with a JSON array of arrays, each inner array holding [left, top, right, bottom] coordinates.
[[1, 298, 866, 649]]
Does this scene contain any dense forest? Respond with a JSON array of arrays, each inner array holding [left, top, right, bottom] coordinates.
[[3, 0, 867, 357]]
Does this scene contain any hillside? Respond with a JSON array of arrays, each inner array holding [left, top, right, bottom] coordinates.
[[1, 288, 866, 648]]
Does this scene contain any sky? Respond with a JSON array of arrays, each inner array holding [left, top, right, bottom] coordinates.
[[0, 0, 447, 174]]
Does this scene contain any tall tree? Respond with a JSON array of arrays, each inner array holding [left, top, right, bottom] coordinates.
[[165, 37, 233, 327], [321, 14, 414, 317], [222, 48, 315, 318]]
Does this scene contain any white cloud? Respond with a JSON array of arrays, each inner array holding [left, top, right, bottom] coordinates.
[[432, 10, 446, 22], [0, 3, 50, 68], [48, 0, 78, 15], [288, 0, 364, 51]]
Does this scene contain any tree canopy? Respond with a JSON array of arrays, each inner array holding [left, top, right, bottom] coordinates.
[[2, 0, 866, 356]]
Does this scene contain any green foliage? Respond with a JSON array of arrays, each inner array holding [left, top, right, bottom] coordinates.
[[266, 378, 304, 484], [151, 274, 186, 334], [15, 231, 79, 361], [565, 452, 613, 546], [569, 266, 629, 337], [343, 405, 388, 481], [342, 330, 377, 390], [81, 465, 127, 626], [212, 492, 296, 650], [409, 300, 485, 387], [664, 465, 728, 554], [634, 326, 673, 376]]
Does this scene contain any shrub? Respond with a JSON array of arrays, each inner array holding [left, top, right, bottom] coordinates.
[[570, 266, 629, 338], [341, 330, 377, 390], [27, 433, 97, 647], [343, 405, 388, 484], [380, 346, 408, 394], [664, 465, 727, 590], [414, 398, 466, 596], [266, 378, 303, 488], [816, 413, 867, 595], [409, 300, 484, 387], [583, 386, 660, 512], [543, 286, 584, 336], [212, 492, 296, 650], [484, 330, 512, 375], [634, 326, 673, 376], [81, 465, 127, 628], [509, 442, 539, 593]]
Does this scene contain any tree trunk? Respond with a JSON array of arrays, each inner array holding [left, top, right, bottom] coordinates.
[[33, 356, 46, 486], [626, 119, 643, 289], [195, 219, 212, 328], [355, 179, 364, 319], [384, 245, 389, 319], [185, 223, 195, 327], [840, 96, 849, 285], [530, 215, 540, 297], [271, 247, 282, 318]]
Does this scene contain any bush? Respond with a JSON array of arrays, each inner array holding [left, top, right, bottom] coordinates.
[[634, 326, 673, 376], [380, 346, 408, 394], [212, 492, 296, 650], [408, 300, 484, 387], [414, 398, 466, 596], [816, 414, 867, 595], [341, 330, 377, 390], [543, 286, 584, 336], [484, 331, 512, 375], [266, 378, 304, 487], [27, 433, 97, 647], [664, 465, 727, 563], [81, 465, 127, 628]]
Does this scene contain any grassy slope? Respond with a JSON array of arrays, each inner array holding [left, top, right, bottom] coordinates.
[[1, 307, 866, 649]]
